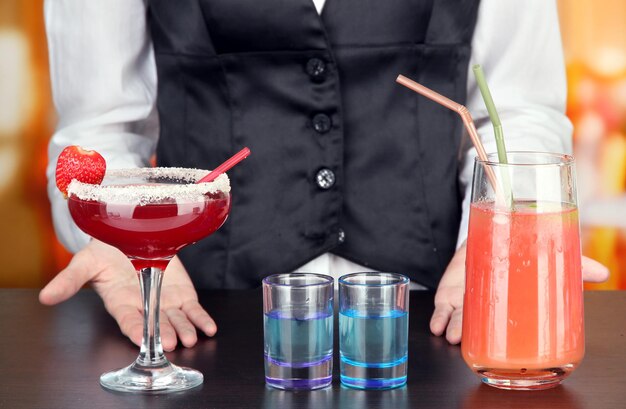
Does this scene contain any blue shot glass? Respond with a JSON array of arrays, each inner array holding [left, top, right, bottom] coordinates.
[[339, 272, 410, 389], [262, 273, 334, 390]]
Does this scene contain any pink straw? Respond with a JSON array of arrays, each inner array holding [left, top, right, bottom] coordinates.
[[396, 75, 498, 190], [197, 147, 251, 184]]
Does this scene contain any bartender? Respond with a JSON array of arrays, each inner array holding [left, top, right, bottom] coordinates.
[[41, 0, 608, 350]]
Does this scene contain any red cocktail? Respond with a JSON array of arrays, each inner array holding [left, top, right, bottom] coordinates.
[[67, 167, 231, 393], [461, 152, 585, 390]]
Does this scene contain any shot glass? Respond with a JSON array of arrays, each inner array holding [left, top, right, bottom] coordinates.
[[339, 272, 410, 389], [262, 273, 334, 390]]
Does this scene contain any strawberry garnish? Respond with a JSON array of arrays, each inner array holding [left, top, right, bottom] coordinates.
[[55, 145, 106, 197]]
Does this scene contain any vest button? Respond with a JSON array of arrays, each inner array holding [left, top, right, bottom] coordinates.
[[337, 228, 346, 244], [312, 113, 332, 134], [306, 57, 327, 81], [315, 168, 336, 189]]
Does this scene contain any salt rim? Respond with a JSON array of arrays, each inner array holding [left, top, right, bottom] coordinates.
[[67, 167, 230, 204]]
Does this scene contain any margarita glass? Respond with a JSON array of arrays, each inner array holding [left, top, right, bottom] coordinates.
[[67, 167, 231, 393]]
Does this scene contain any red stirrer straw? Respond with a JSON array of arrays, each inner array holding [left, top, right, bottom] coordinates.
[[395, 75, 499, 190], [197, 147, 251, 184]]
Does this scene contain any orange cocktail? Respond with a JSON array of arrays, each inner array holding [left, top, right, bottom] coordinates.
[[461, 152, 585, 390]]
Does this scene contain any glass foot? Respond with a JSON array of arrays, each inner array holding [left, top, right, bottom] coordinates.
[[100, 360, 203, 394], [478, 367, 571, 390]]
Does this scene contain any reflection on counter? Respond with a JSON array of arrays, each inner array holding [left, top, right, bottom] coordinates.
[[461, 384, 583, 409]]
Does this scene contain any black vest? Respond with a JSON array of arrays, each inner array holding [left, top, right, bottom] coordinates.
[[148, 0, 480, 289]]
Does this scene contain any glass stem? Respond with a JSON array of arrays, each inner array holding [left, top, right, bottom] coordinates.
[[136, 267, 168, 368]]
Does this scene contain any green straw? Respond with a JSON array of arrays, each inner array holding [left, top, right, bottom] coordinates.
[[473, 65, 508, 164], [472, 64, 514, 206]]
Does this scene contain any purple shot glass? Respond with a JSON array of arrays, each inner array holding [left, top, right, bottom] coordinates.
[[262, 273, 334, 390]]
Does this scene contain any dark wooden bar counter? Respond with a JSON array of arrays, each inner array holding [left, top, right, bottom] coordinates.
[[0, 289, 624, 408]]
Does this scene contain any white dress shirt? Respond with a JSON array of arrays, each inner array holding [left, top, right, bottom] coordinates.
[[45, 0, 572, 285]]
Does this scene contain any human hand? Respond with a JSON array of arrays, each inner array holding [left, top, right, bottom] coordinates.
[[39, 239, 216, 350], [429, 243, 467, 345], [429, 242, 610, 345]]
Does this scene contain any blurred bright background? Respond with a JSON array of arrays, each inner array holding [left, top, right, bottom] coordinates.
[[559, 0, 626, 289], [0, 1, 624, 289]]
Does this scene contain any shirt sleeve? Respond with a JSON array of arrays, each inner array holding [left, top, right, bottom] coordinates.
[[458, 0, 573, 247], [45, 0, 158, 253]]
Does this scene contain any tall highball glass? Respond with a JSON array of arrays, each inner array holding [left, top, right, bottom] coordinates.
[[462, 152, 585, 390]]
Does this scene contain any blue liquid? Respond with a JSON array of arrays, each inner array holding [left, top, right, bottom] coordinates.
[[264, 309, 333, 390], [339, 308, 408, 389]]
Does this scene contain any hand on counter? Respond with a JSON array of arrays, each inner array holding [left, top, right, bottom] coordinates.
[[39, 239, 215, 350], [429, 242, 611, 345], [429, 243, 467, 344]]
